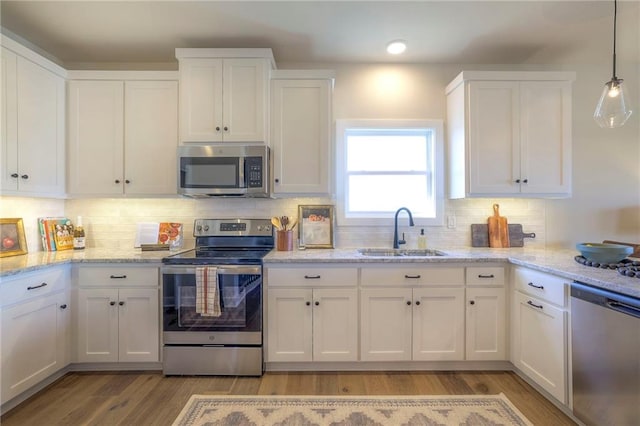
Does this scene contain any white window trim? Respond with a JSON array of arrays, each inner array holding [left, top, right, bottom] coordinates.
[[335, 118, 445, 227]]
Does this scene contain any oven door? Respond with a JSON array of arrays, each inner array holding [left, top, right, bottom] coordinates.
[[162, 265, 262, 345]]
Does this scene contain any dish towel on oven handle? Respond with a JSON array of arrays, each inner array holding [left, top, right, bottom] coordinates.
[[195, 266, 221, 317]]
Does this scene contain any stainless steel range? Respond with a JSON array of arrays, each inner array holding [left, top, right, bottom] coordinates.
[[161, 218, 274, 376]]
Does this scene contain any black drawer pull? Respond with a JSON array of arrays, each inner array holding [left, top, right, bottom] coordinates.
[[110, 275, 127, 279], [478, 274, 495, 278], [304, 275, 321, 279], [527, 282, 544, 290], [405, 275, 421, 279], [27, 282, 47, 290], [527, 300, 543, 309]]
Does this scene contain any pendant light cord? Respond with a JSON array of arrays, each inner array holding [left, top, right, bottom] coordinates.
[[612, 0, 618, 79]]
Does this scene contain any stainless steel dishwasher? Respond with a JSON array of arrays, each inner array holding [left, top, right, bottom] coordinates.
[[571, 282, 640, 426]]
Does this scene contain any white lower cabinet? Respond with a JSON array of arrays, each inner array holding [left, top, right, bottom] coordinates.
[[360, 287, 465, 361], [74, 266, 160, 363], [511, 266, 568, 404], [466, 287, 506, 360], [0, 267, 70, 405], [267, 287, 358, 362], [266, 265, 358, 363]]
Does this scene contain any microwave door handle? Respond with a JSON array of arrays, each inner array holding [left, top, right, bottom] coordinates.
[[239, 157, 247, 188]]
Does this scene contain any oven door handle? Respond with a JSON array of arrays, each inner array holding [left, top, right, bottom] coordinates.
[[161, 265, 261, 275]]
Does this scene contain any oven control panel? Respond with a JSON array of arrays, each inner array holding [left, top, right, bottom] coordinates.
[[194, 218, 273, 237]]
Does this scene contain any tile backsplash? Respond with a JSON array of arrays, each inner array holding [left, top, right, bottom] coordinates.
[[2, 195, 546, 252]]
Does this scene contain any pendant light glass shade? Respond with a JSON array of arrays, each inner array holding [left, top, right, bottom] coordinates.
[[593, 0, 633, 128], [593, 77, 632, 128]]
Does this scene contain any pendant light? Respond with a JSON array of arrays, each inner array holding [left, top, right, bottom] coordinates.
[[593, 0, 633, 128]]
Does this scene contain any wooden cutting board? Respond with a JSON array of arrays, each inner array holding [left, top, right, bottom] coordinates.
[[602, 240, 640, 259], [487, 204, 510, 248], [471, 224, 535, 247]]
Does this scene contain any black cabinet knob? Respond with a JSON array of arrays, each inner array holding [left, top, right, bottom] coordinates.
[[305, 301, 311, 306], [515, 179, 521, 183], [109, 301, 116, 306], [115, 179, 120, 184], [21, 174, 29, 179], [10, 173, 18, 178], [223, 126, 228, 131], [60, 304, 68, 310], [275, 178, 280, 183], [415, 300, 421, 306], [216, 126, 221, 131], [406, 301, 412, 306], [119, 301, 125, 306], [314, 301, 320, 306], [470, 300, 475, 305], [125, 179, 130, 184], [523, 179, 528, 183]]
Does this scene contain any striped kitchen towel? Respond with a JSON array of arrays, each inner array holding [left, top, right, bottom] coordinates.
[[195, 266, 221, 317]]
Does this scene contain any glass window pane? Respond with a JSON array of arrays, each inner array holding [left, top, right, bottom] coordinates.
[[348, 175, 431, 214], [347, 134, 427, 171]]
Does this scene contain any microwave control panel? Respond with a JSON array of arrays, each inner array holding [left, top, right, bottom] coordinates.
[[245, 157, 263, 188]]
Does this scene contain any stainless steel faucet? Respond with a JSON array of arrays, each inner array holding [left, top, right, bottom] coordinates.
[[393, 207, 415, 249]]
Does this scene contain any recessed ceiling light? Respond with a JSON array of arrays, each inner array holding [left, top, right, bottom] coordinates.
[[386, 40, 407, 55]]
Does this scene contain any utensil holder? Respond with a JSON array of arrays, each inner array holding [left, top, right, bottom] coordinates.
[[276, 230, 293, 251]]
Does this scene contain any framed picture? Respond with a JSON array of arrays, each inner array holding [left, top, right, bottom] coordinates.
[[298, 205, 334, 248], [0, 218, 28, 258]]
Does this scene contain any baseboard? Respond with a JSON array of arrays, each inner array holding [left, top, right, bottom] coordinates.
[[265, 360, 513, 372]]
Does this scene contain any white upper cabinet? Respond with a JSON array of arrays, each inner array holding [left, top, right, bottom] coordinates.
[[446, 71, 574, 198], [67, 74, 178, 196], [1, 42, 66, 197], [176, 49, 274, 144], [270, 71, 333, 195]]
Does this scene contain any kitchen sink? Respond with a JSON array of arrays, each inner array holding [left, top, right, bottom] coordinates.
[[357, 248, 447, 257]]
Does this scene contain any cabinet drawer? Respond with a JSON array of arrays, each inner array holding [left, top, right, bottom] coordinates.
[[0, 266, 69, 307], [76, 265, 159, 287], [267, 266, 358, 287], [361, 266, 464, 286], [466, 267, 505, 286], [513, 267, 567, 307]]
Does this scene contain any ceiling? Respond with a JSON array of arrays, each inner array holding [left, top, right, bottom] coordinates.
[[1, 1, 638, 69]]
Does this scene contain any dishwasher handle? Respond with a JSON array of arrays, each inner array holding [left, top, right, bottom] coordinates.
[[606, 300, 640, 319]]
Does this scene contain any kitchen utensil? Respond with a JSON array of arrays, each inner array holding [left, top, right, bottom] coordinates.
[[471, 224, 535, 247], [576, 242, 633, 263], [487, 204, 509, 248], [271, 217, 282, 230], [280, 216, 289, 230], [602, 240, 640, 259], [508, 224, 536, 247]]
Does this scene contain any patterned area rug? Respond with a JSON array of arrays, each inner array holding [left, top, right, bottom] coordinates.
[[172, 394, 533, 425]]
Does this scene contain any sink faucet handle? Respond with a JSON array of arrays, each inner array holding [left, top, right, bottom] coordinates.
[[399, 232, 406, 246]]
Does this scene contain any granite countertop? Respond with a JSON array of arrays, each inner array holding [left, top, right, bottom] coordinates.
[[265, 247, 640, 299], [0, 247, 170, 277], [2, 246, 639, 299]]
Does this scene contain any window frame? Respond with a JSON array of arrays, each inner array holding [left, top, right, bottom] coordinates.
[[335, 119, 445, 227]]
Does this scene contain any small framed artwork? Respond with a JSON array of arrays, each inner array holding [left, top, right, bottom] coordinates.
[[298, 205, 334, 248], [0, 218, 28, 258]]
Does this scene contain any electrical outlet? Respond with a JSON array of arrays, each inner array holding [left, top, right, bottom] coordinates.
[[447, 215, 456, 229]]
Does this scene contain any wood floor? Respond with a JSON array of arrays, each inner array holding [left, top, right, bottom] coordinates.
[[2, 370, 576, 425]]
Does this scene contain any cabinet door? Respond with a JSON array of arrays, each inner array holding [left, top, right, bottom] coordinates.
[[271, 79, 331, 194], [1, 292, 68, 404], [76, 288, 119, 363], [178, 58, 224, 142], [412, 287, 464, 361], [467, 81, 520, 195], [118, 288, 159, 362], [312, 288, 358, 362], [222, 58, 267, 143], [512, 291, 566, 403], [519, 81, 572, 196], [124, 80, 178, 195], [267, 288, 313, 362], [466, 287, 506, 360], [1, 47, 18, 192], [360, 288, 412, 361], [68, 80, 124, 195], [15, 56, 65, 195]]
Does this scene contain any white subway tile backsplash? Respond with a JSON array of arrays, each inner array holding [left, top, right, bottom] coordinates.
[[3, 196, 546, 251]]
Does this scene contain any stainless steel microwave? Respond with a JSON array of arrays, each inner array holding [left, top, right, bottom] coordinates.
[[178, 144, 270, 198]]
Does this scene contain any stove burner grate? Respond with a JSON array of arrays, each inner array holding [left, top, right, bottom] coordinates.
[[574, 255, 640, 278]]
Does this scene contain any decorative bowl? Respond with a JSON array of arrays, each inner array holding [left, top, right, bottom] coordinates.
[[576, 243, 633, 263]]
